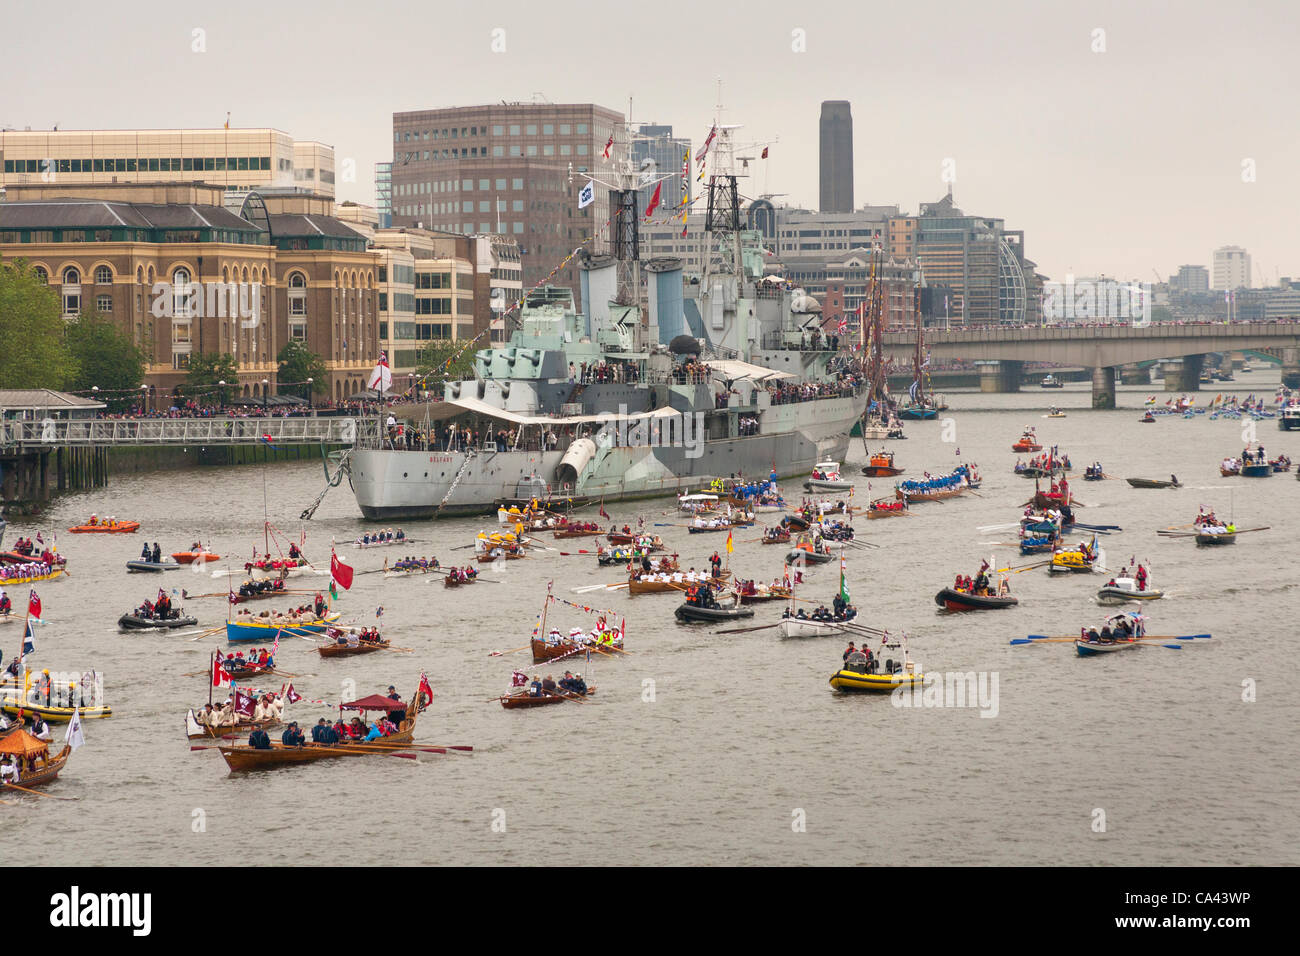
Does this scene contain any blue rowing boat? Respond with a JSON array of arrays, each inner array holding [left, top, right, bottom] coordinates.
[[225, 612, 340, 643]]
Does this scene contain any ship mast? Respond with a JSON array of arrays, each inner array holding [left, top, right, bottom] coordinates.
[[573, 101, 679, 339]]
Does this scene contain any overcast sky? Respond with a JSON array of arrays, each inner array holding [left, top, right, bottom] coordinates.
[[3, 0, 1297, 283]]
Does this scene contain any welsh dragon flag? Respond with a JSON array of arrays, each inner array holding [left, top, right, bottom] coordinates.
[[839, 554, 850, 604]]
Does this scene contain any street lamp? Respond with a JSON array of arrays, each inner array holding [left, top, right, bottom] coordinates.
[[218, 380, 226, 410], [140, 383, 148, 414], [306, 378, 313, 411]]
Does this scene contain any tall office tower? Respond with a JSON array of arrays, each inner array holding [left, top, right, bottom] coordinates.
[[819, 101, 853, 213]]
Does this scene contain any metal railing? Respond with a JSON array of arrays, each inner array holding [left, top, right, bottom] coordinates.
[[0, 416, 376, 450]]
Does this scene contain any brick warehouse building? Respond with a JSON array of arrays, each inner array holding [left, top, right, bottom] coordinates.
[[389, 102, 624, 305], [0, 181, 381, 405]]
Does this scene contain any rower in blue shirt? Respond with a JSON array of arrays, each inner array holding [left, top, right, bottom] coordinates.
[[281, 722, 305, 746]]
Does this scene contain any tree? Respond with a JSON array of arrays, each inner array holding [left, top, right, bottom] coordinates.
[[0, 260, 78, 389], [184, 352, 241, 406], [414, 339, 477, 397], [66, 309, 146, 412], [276, 341, 328, 401]]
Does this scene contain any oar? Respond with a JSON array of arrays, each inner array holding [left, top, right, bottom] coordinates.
[[0, 783, 79, 800], [488, 645, 532, 656], [714, 622, 781, 635]]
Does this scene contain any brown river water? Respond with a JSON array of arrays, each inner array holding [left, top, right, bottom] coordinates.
[[2, 369, 1297, 866]]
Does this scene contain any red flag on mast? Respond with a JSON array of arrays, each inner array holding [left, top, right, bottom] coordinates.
[[330, 549, 354, 590], [643, 181, 662, 219]]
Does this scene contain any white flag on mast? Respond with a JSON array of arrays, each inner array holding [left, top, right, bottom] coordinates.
[[65, 707, 86, 751], [578, 180, 595, 209], [367, 351, 393, 393]]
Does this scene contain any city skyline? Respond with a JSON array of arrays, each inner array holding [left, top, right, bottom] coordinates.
[[3, 0, 1294, 285]]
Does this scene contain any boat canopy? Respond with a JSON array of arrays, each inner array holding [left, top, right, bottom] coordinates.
[[339, 694, 407, 712], [441, 395, 682, 427], [707, 360, 795, 382]]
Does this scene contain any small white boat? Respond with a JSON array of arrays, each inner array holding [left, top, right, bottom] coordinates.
[[1096, 574, 1163, 606], [803, 461, 854, 493], [779, 615, 851, 639]]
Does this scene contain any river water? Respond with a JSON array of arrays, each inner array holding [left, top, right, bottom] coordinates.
[[3, 370, 1297, 866]]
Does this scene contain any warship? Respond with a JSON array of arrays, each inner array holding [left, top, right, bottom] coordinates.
[[350, 121, 868, 519]]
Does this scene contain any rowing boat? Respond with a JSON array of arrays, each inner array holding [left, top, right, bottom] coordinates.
[[318, 639, 390, 658], [476, 550, 525, 562], [0, 567, 65, 585], [736, 586, 792, 604], [778, 615, 851, 638], [627, 570, 728, 595], [865, 501, 908, 519], [1194, 531, 1236, 546], [185, 708, 280, 739], [499, 687, 597, 709], [1075, 638, 1139, 656], [225, 612, 340, 643], [216, 688, 425, 771], [1126, 478, 1180, 489]]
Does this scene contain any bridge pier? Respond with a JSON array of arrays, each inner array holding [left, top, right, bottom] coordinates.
[[1091, 366, 1117, 409], [1162, 355, 1204, 392], [1283, 348, 1300, 389], [1119, 364, 1151, 386], [977, 360, 1023, 393]]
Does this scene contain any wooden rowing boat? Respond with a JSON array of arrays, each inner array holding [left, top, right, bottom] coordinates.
[[553, 528, 602, 539], [217, 701, 419, 771], [1194, 531, 1236, 546], [627, 570, 729, 595], [186, 708, 280, 740], [476, 551, 525, 562], [866, 502, 908, 519], [1126, 477, 1179, 489], [318, 639, 390, 658], [737, 587, 792, 604], [499, 687, 596, 709], [443, 573, 477, 587]]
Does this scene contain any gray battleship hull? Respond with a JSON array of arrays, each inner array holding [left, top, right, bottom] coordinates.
[[352, 393, 865, 519]]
